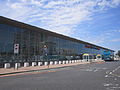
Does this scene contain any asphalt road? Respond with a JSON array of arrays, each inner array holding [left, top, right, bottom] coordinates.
[[0, 61, 120, 90]]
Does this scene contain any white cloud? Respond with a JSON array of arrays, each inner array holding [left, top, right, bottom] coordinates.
[[111, 39, 120, 42], [112, 0, 120, 6], [113, 30, 120, 32], [97, 0, 120, 8], [0, 0, 120, 37], [79, 32, 111, 45], [73, 29, 118, 46]]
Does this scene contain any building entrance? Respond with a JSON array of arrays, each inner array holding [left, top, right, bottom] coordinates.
[[96, 54, 102, 60], [83, 53, 89, 62]]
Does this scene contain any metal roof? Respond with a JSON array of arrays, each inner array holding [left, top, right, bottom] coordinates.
[[0, 16, 114, 52]]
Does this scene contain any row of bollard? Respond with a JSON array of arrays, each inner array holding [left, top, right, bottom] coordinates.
[[4, 60, 85, 69]]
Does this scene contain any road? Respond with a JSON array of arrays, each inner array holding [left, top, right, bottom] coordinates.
[[0, 61, 120, 90]]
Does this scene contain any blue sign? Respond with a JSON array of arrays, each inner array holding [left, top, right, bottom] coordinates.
[[103, 51, 111, 55]]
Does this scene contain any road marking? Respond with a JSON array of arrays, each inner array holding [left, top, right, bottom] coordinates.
[[109, 72, 112, 74], [105, 65, 120, 78], [103, 83, 113, 87], [112, 70, 115, 72], [111, 73, 120, 77], [114, 78, 117, 80], [105, 75, 108, 77]]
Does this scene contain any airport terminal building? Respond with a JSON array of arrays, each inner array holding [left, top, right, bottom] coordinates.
[[0, 16, 114, 66]]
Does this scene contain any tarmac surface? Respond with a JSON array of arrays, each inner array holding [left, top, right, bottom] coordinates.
[[0, 60, 120, 90]]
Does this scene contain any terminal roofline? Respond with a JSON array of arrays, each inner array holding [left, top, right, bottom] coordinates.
[[0, 16, 114, 52]]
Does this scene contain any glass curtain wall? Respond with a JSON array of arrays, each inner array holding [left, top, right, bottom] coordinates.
[[0, 23, 113, 63]]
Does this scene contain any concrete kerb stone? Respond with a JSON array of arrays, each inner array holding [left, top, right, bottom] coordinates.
[[96, 60, 105, 63], [79, 60, 82, 62], [78, 60, 80, 62], [73, 60, 75, 63], [74, 60, 75, 63], [68, 60, 70, 63], [0, 60, 94, 76], [83, 60, 87, 62], [83, 59, 86, 62], [67, 60, 69, 63], [80, 60, 83, 62]]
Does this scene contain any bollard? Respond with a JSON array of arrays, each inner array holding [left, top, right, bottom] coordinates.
[[50, 61, 53, 65], [4, 63, 10, 69], [72, 60, 74, 63], [32, 62, 37, 66], [62, 61, 65, 64], [54, 61, 58, 65], [69, 60, 72, 63], [66, 61, 68, 64], [24, 62, 29, 67], [59, 61, 62, 64], [38, 62, 42, 66], [44, 62, 48, 66], [15, 63, 20, 69]]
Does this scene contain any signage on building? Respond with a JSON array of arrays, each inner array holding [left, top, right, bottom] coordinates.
[[43, 45, 48, 55], [85, 45, 100, 50], [103, 51, 111, 55], [14, 44, 19, 54]]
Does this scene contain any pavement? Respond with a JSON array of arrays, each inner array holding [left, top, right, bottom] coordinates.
[[0, 60, 119, 90], [0, 60, 104, 76]]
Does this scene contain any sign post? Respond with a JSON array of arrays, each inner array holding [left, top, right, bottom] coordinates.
[[14, 44, 19, 69], [14, 44, 19, 54]]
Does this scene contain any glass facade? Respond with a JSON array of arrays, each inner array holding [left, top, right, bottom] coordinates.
[[0, 23, 114, 63]]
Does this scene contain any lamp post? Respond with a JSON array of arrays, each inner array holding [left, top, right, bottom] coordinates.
[[43, 44, 49, 68]]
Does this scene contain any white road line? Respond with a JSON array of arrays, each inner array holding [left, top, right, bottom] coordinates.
[[109, 72, 112, 74], [105, 65, 120, 78]]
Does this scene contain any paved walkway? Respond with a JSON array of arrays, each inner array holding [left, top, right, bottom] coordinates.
[[0, 60, 104, 75]]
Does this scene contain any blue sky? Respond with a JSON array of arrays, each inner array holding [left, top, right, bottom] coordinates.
[[0, 0, 120, 52]]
